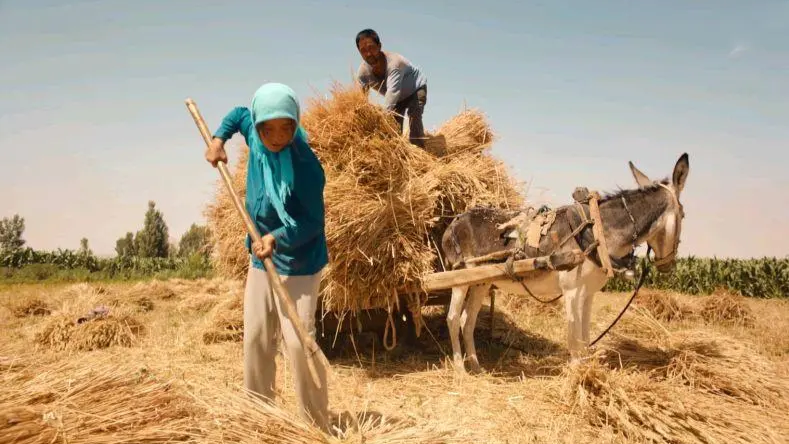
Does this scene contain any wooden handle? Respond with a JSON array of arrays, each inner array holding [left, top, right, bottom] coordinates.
[[405, 249, 586, 292], [184, 98, 331, 388], [587, 192, 615, 278]]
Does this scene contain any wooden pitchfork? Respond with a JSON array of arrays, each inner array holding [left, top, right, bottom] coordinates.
[[185, 98, 331, 389]]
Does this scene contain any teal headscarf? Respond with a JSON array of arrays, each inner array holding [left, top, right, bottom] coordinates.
[[249, 83, 307, 229]]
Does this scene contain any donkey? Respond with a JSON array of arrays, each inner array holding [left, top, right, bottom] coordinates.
[[440, 153, 689, 373]]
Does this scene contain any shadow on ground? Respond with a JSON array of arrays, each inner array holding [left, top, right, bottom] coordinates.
[[316, 303, 566, 380]]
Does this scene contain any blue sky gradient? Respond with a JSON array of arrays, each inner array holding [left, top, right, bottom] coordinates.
[[1, 0, 787, 258]]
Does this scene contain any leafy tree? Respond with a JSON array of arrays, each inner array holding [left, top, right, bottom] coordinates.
[[178, 224, 212, 258], [79, 238, 91, 255], [0, 215, 26, 253], [168, 241, 179, 259], [135, 201, 170, 258], [115, 232, 136, 257]]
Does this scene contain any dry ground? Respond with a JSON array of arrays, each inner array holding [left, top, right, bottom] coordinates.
[[1, 279, 788, 443]]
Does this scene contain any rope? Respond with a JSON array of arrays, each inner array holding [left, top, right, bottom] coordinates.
[[589, 253, 651, 347], [489, 291, 495, 341], [502, 255, 564, 304], [383, 302, 397, 351]]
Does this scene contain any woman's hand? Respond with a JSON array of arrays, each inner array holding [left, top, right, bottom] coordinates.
[[205, 137, 228, 167], [252, 234, 277, 260]]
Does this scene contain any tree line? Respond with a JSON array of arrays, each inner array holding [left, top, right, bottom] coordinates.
[[1, 201, 213, 281], [112, 201, 212, 260]]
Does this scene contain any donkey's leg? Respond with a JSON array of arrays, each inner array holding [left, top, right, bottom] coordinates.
[[447, 285, 470, 373], [561, 275, 585, 362], [581, 276, 607, 346], [560, 260, 606, 363], [460, 284, 489, 374]]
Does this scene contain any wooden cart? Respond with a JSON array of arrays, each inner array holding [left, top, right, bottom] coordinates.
[[314, 249, 587, 352]]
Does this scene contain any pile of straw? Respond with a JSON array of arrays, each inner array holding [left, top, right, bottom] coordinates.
[[124, 279, 178, 301], [34, 295, 146, 352], [495, 287, 562, 317], [167, 277, 240, 296], [202, 292, 243, 344], [572, 308, 789, 442], [600, 330, 789, 407], [188, 385, 331, 444], [206, 82, 524, 315], [556, 354, 786, 443], [8, 297, 51, 318], [182, 292, 222, 313], [175, 279, 242, 313], [35, 312, 145, 352], [1, 349, 466, 444], [634, 289, 688, 322], [58, 282, 111, 300], [106, 294, 155, 312], [0, 354, 196, 444], [699, 290, 755, 327]]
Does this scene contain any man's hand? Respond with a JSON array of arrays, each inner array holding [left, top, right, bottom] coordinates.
[[252, 234, 276, 261], [205, 137, 228, 168]]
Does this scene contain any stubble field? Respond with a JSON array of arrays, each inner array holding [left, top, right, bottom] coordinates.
[[2, 278, 788, 443]]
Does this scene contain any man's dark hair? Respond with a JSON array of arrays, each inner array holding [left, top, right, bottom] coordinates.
[[355, 29, 381, 48]]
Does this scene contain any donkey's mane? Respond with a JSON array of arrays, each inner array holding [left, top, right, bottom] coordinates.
[[599, 177, 670, 203]]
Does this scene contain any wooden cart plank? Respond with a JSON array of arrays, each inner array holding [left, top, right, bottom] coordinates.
[[405, 249, 586, 293]]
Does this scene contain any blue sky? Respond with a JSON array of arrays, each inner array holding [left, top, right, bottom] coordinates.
[[1, 0, 787, 258]]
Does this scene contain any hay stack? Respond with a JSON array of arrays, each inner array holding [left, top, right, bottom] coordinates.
[[206, 82, 524, 314], [35, 301, 145, 352], [699, 290, 755, 327]]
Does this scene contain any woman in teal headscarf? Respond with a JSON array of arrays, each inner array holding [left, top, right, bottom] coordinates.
[[206, 82, 330, 432]]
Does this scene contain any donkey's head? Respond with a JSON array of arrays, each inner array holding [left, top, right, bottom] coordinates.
[[628, 153, 690, 273]]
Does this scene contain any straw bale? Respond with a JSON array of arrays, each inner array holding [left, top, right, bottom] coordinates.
[[699, 290, 755, 327], [205, 82, 524, 315]]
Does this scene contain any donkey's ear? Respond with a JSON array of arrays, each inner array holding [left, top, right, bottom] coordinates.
[[629, 161, 652, 188], [672, 153, 690, 194]]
